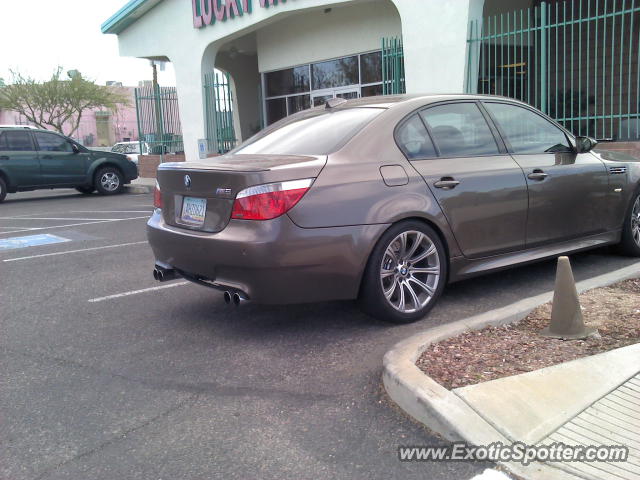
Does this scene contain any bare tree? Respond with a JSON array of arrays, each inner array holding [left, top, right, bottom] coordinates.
[[0, 67, 129, 137]]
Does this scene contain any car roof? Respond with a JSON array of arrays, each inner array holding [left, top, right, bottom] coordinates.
[[334, 93, 531, 110], [0, 125, 38, 130]]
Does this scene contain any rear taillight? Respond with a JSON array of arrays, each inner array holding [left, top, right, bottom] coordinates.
[[231, 179, 314, 220], [153, 181, 163, 209]]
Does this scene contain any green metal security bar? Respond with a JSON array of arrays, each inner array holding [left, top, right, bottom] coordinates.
[[467, 0, 640, 141], [204, 71, 237, 154], [382, 36, 406, 95], [134, 85, 184, 155]]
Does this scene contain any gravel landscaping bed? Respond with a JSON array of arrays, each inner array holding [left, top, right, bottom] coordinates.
[[417, 278, 640, 390]]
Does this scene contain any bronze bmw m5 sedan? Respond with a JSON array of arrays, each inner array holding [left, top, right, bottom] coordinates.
[[148, 94, 640, 323]]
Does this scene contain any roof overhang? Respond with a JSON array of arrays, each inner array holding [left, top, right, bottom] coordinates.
[[101, 0, 163, 34]]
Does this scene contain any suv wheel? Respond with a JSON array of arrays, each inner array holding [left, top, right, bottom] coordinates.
[[94, 167, 124, 195], [618, 189, 640, 256], [0, 177, 6, 203], [359, 221, 447, 323]]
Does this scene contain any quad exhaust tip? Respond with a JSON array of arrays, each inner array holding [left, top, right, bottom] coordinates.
[[223, 290, 248, 306], [153, 265, 177, 282]]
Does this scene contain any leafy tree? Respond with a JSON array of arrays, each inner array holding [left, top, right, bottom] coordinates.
[[0, 67, 129, 137]]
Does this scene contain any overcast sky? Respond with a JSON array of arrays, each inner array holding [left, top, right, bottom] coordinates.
[[0, 0, 176, 87]]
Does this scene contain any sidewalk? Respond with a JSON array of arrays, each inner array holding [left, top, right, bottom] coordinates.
[[383, 261, 640, 480], [455, 345, 640, 480]]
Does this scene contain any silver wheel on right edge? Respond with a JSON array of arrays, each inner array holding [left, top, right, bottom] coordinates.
[[631, 195, 640, 248], [359, 221, 447, 324], [618, 191, 640, 257]]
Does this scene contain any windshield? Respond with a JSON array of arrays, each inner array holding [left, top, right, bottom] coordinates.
[[235, 108, 384, 156], [112, 143, 141, 154]]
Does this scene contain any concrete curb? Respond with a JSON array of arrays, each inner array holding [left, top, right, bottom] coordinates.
[[383, 260, 640, 480], [124, 184, 154, 194]]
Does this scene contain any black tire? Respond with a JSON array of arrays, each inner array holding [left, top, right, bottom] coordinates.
[[0, 177, 6, 203], [617, 188, 640, 257], [358, 220, 447, 324], [94, 166, 124, 195], [76, 186, 95, 194]]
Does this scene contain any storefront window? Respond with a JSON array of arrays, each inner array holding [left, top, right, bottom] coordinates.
[[311, 56, 358, 90], [360, 51, 382, 85], [262, 51, 385, 125], [265, 66, 310, 97], [266, 98, 287, 125], [287, 95, 311, 115]]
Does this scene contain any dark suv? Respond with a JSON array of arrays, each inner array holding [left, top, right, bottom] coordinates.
[[0, 127, 138, 202]]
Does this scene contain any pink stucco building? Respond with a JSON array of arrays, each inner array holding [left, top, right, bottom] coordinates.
[[0, 86, 139, 147]]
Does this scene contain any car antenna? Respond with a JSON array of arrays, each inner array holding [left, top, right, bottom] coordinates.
[[325, 98, 348, 109]]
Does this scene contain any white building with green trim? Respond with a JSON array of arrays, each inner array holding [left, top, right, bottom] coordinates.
[[103, 0, 640, 161]]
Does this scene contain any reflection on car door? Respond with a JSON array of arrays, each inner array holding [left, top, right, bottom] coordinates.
[[0, 131, 40, 187], [398, 102, 528, 259], [33, 131, 87, 185], [483, 102, 609, 247]]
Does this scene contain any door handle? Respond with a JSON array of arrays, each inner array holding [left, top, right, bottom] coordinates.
[[434, 178, 460, 189], [527, 170, 549, 181], [0, 156, 9, 161]]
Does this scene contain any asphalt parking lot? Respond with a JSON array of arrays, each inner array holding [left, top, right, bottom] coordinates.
[[2, 189, 638, 480]]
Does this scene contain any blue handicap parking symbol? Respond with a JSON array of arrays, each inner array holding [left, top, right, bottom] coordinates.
[[0, 234, 71, 251]]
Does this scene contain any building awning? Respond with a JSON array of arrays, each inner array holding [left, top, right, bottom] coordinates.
[[101, 0, 162, 34]]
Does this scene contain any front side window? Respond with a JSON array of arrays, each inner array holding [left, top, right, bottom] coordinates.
[[420, 103, 500, 157], [396, 115, 437, 160], [34, 132, 73, 152], [235, 108, 383, 156], [3, 131, 34, 151], [484, 102, 572, 154]]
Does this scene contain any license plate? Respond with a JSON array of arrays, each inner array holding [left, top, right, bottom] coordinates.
[[181, 196, 207, 226]]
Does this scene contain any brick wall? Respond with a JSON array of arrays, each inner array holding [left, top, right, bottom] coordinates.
[[138, 154, 186, 178], [597, 141, 640, 159]]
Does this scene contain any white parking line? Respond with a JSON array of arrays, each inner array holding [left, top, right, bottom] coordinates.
[[3, 241, 148, 262], [0, 217, 131, 221], [68, 210, 152, 213], [0, 216, 149, 236], [88, 281, 189, 303]]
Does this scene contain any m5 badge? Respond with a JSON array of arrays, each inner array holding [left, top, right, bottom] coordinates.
[[216, 187, 232, 195]]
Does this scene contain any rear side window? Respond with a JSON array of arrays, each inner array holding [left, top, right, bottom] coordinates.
[[420, 103, 500, 157], [235, 108, 383, 156], [484, 102, 572, 154], [396, 115, 437, 160], [34, 132, 73, 152], [3, 131, 34, 151]]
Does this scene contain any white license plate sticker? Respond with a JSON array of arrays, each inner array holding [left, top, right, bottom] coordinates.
[[181, 197, 207, 226]]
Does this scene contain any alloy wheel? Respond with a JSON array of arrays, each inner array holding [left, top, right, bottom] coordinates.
[[100, 172, 120, 192], [632, 195, 640, 248], [379, 230, 441, 313]]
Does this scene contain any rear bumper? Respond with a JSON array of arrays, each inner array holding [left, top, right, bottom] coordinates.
[[147, 210, 388, 304]]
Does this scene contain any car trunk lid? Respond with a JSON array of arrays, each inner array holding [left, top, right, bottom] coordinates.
[[156, 154, 326, 232]]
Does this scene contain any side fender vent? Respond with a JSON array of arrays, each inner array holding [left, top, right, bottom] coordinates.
[[608, 166, 627, 175]]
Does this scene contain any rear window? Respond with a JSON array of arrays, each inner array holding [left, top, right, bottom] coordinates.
[[234, 108, 383, 156]]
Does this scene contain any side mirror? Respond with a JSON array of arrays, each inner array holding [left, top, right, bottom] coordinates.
[[575, 136, 598, 153], [71, 143, 80, 154]]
